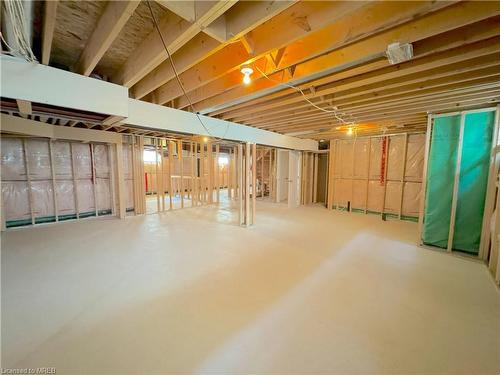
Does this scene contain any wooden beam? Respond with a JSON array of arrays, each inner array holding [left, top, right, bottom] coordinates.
[[152, 1, 455, 106], [132, 1, 295, 99], [126, 99, 317, 150], [192, 3, 500, 113], [240, 35, 255, 56], [212, 37, 500, 122], [112, 11, 195, 87], [215, 15, 500, 118], [41, 0, 58, 65], [16, 99, 32, 116], [155, 0, 195, 22], [149, 1, 379, 104], [239, 73, 500, 126], [114, 1, 235, 87], [204, 15, 227, 43], [255, 83, 500, 129], [131, 35, 231, 99], [74, 1, 140, 76]]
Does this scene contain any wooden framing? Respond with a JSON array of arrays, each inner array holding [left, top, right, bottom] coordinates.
[[215, 144, 220, 203], [41, 0, 58, 65], [418, 107, 499, 260], [22, 139, 35, 225], [48, 140, 59, 222], [168, 140, 175, 209], [252, 143, 256, 224], [398, 133, 409, 220], [238, 143, 243, 225], [74, 0, 139, 76], [328, 132, 424, 220]]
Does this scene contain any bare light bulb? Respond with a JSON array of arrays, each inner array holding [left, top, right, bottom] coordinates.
[[241, 66, 253, 85], [347, 127, 353, 136]]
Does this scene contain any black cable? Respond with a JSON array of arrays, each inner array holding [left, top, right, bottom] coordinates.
[[146, 0, 230, 142]]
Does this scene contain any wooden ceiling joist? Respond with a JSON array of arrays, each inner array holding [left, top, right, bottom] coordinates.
[[130, 1, 295, 99], [250, 82, 500, 128], [212, 14, 500, 119], [214, 37, 500, 123], [231, 65, 500, 126], [195, 2, 500, 115], [74, 0, 140, 76], [41, 0, 59, 65], [146, 1, 374, 104], [18, 0, 500, 139], [112, 1, 234, 87]]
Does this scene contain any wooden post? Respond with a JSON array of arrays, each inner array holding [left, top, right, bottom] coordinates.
[[90, 143, 99, 216], [22, 139, 35, 225], [160, 140, 166, 211], [178, 140, 184, 209], [168, 140, 174, 209], [139, 136, 146, 214], [365, 138, 372, 214], [228, 148, 232, 199], [215, 144, 220, 203], [48, 140, 59, 221], [108, 144, 117, 216], [115, 142, 126, 219], [313, 153, 318, 204], [191, 141, 195, 207], [268, 148, 272, 199], [131, 136, 137, 214], [350, 140, 356, 211], [381, 136, 390, 218], [154, 139, 160, 212], [447, 114, 466, 252], [69, 142, 80, 220], [252, 143, 256, 224], [207, 142, 213, 204], [480, 105, 500, 260], [260, 148, 264, 198], [245, 143, 251, 226], [398, 133, 409, 219], [238, 144, 243, 225], [418, 116, 433, 245]]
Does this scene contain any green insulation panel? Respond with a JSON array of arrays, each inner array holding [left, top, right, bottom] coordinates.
[[422, 111, 495, 253], [453, 111, 494, 253], [422, 115, 461, 249]]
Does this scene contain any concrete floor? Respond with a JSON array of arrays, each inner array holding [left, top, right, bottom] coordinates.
[[2, 199, 500, 374]]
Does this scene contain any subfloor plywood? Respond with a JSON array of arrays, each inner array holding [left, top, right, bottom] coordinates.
[[2, 198, 500, 374]]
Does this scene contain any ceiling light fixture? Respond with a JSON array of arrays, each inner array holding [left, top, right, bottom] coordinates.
[[241, 65, 253, 85]]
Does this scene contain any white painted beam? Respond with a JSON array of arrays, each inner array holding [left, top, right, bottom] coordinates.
[[1, 56, 128, 117], [126, 99, 318, 151], [0, 56, 317, 151]]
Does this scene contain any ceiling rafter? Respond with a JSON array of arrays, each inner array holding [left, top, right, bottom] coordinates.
[[41, 0, 58, 65], [74, 0, 140, 76], [112, 1, 235, 88], [193, 2, 500, 115], [131, 1, 295, 99]]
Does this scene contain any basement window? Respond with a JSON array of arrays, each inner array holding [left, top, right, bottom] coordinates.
[[143, 150, 159, 163], [218, 156, 229, 166]]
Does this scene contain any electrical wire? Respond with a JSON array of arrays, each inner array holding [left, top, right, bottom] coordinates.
[[254, 66, 357, 129], [146, 0, 230, 143], [1, 0, 37, 62]]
